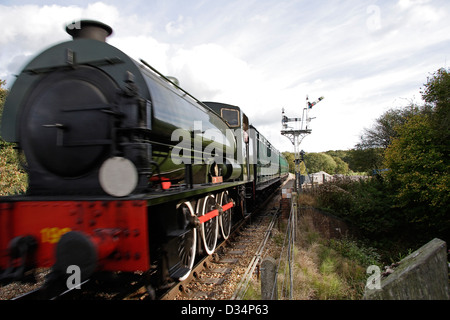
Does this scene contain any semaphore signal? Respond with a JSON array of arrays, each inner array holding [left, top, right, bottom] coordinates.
[[281, 95, 324, 190]]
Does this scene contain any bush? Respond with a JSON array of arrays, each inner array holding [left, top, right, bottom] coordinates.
[[315, 182, 354, 216], [314, 177, 398, 238], [328, 237, 381, 268], [0, 140, 28, 195], [0, 80, 28, 196]]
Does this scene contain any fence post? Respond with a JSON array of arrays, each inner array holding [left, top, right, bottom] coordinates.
[[261, 257, 278, 300]]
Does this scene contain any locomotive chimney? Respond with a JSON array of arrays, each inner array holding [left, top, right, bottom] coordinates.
[[66, 20, 113, 42]]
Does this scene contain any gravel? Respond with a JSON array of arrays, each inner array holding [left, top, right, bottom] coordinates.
[[0, 268, 50, 300]]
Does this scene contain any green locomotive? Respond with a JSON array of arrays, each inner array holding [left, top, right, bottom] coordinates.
[[0, 20, 289, 293]]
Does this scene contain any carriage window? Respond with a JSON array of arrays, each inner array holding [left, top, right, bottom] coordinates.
[[221, 108, 240, 127]]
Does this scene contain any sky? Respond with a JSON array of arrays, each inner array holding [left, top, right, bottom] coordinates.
[[0, 0, 449, 153]]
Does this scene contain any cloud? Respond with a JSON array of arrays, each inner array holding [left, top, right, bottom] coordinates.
[[168, 43, 267, 105], [397, 0, 444, 27], [165, 15, 193, 36], [1, 0, 450, 154], [0, 2, 124, 84], [398, 0, 432, 10], [110, 35, 170, 72]]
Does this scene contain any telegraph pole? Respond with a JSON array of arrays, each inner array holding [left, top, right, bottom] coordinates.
[[281, 95, 324, 191]]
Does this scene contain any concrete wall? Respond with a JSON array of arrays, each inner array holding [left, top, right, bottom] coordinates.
[[364, 238, 449, 300]]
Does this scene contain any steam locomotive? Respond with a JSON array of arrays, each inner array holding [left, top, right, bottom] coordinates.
[[0, 20, 289, 294]]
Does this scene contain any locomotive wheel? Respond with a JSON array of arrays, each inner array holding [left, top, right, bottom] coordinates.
[[218, 191, 233, 240], [176, 201, 197, 281], [197, 195, 218, 255]]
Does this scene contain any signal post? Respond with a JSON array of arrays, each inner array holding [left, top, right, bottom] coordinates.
[[281, 96, 324, 191]]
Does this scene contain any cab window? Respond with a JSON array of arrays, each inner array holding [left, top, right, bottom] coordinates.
[[221, 108, 240, 127]]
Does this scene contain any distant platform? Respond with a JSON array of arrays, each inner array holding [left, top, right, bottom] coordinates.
[[282, 179, 295, 189]]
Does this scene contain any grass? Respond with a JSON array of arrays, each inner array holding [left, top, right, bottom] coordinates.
[[279, 241, 367, 300], [243, 205, 380, 300]]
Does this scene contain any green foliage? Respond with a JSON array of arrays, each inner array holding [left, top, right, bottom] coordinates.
[[314, 181, 354, 214], [303, 152, 352, 174], [311, 67, 450, 248], [314, 177, 397, 238], [299, 217, 371, 299], [331, 156, 349, 174], [0, 80, 28, 195], [282, 151, 295, 173], [382, 68, 450, 238], [0, 140, 28, 195], [357, 105, 426, 150], [384, 113, 449, 234], [347, 147, 384, 173], [283, 149, 377, 175], [0, 79, 6, 127], [421, 68, 450, 110], [304, 152, 337, 174], [327, 237, 381, 268], [352, 105, 429, 174], [421, 68, 450, 152]]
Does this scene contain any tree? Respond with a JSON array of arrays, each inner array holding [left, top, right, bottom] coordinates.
[[421, 68, 450, 155], [384, 114, 449, 231], [348, 147, 384, 173], [282, 151, 295, 173], [354, 103, 431, 173], [0, 80, 28, 195], [383, 68, 450, 237], [0, 79, 6, 125], [357, 105, 426, 150], [304, 152, 337, 174], [332, 156, 349, 174]]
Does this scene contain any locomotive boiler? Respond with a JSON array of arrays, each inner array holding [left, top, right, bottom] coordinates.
[[0, 20, 288, 295]]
